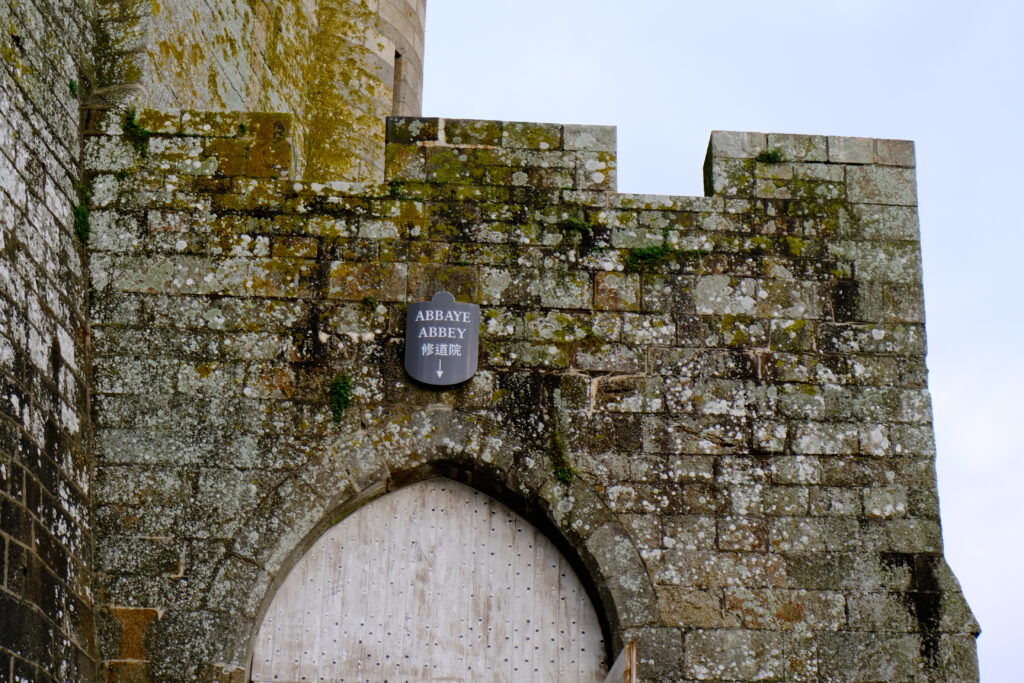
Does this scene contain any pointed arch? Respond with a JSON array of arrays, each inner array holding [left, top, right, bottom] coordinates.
[[152, 413, 658, 678]]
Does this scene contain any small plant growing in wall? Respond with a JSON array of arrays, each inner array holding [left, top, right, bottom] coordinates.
[[329, 373, 354, 422], [755, 148, 786, 164], [551, 428, 576, 485], [72, 182, 91, 242], [67, 79, 78, 98], [361, 296, 379, 313], [623, 228, 709, 273], [121, 109, 151, 157], [561, 216, 594, 235], [623, 242, 673, 273]]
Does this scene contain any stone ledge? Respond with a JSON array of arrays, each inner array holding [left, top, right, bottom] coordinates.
[[708, 130, 915, 167], [387, 116, 617, 154]]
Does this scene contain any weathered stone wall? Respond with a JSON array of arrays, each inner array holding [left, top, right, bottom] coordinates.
[[0, 0, 97, 680], [94, 0, 427, 182], [84, 109, 978, 681]]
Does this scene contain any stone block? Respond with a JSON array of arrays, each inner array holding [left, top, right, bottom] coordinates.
[[863, 487, 908, 519], [716, 516, 768, 552], [594, 272, 640, 312], [650, 549, 786, 589], [137, 109, 180, 134], [385, 142, 425, 180], [694, 274, 757, 316], [241, 113, 292, 142], [328, 262, 408, 302], [529, 269, 591, 309], [936, 634, 980, 680], [564, 124, 616, 152], [84, 137, 139, 172], [575, 151, 617, 190], [104, 610, 160, 663], [816, 632, 924, 681], [845, 204, 920, 240], [502, 121, 562, 150], [762, 486, 810, 516], [574, 342, 644, 373], [809, 487, 861, 516], [181, 111, 241, 137], [595, 375, 663, 413], [443, 118, 502, 146], [407, 264, 477, 302], [876, 518, 942, 553], [663, 516, 717, 550], [177, 361, 247, 397], [684, 629, 787, 680], [523, 310, 590, 342], [271, 236, 318, 259], [723, 588, 846, 630], [767, 133, 828, 162], [827, 239, 922, 284], [611, 227, 664, 249], [875, 138, 915, 167], [386, 116, 439, 144], [620, 627, 685, 680], [657, 587, 736, 628], [709, 131, 768, 159], [791, 422, 859, 455], [828, 135, 876, 164], [846, 591, 916, 631], [622, 313, 675, 345], [846, 165, 918, 205], [584, 523, 658, 627]]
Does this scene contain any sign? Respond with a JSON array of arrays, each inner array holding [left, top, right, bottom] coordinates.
[[405, 291, 479, 386]]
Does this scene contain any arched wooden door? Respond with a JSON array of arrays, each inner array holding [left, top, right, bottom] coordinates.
[[251, 478, 607, 682]]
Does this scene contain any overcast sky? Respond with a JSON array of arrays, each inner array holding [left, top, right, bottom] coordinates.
[[422, 1, 1022, 679]]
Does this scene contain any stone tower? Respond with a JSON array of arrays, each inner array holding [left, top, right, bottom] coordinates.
[[95, 0, 427, 180], [0, 0, 979, 681]]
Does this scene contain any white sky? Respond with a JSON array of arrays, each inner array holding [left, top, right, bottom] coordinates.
[[422, 2, 1022, 679]]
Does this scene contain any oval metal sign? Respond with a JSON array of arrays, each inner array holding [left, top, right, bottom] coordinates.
[[404, 291, 480, 386]]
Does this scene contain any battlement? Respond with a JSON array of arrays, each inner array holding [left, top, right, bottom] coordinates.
[[85, 110, 919, 213]]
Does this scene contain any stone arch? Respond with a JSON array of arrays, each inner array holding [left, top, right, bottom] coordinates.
[[155, 411, 658, 678]]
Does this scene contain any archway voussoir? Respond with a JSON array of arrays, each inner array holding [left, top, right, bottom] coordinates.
[[326, 432, 390, 492], [585, 521, 661, 632], [202, 555, 270, 620], [536, 476, 614, 546], [620, 626, 687, 680]]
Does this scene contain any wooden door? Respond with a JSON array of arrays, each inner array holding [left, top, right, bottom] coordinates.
[[251, 478, 606, 682]]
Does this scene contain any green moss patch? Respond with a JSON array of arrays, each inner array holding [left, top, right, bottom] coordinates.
[[329, 373, 354, 422], [755, 148, 786, 163], [122, 109, 152, 157]]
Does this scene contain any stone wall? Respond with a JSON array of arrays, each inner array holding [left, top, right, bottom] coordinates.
[[0, 0, 97, 680], [84, 109, 979, 681], [94, 0, 427, 182]]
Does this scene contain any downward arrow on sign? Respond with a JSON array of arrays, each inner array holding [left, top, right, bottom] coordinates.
[[436, 359, 444, 379]]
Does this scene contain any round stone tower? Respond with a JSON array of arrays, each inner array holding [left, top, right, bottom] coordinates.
[[300, 0, 429, 181], [98, 0, 427, 181]]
